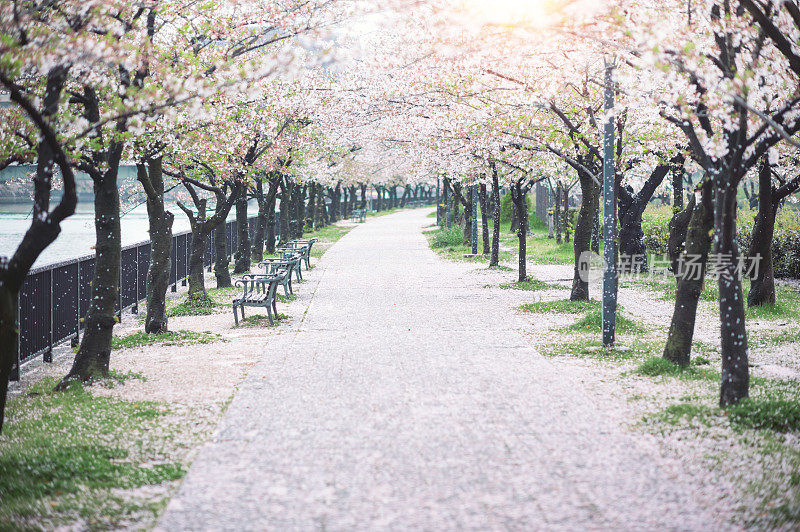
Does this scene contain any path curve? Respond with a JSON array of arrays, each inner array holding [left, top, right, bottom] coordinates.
[[157, 209, 726, 531]]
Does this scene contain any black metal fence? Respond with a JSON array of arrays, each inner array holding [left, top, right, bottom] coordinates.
[[11, 215, 275, 380]]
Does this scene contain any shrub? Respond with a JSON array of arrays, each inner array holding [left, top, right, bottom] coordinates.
[[499, 192, 532, 223], [431, 227, 464, 248], [641, 205, 672, 256]]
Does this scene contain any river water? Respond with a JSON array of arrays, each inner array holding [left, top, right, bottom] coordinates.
[[0, 202, 245, 269]]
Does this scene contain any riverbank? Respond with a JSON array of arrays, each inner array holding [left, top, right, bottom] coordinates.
[[0, 220, 354, 530]]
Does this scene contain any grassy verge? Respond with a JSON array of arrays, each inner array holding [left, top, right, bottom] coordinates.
[[499, 278, 564, 291], [0, 378, 187, 530], [112, 330, 224, 350], [167, 291, 217, 317], [424, 227, 511, 264], [525, 231, 574, 265], [236, 313, 290, 327], [518, 298, 599, 314], [566, 308, 646, 334], [304, 223, 355, 259]]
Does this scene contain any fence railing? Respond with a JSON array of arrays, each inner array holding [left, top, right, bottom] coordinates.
[[11, 215, 278, 380]]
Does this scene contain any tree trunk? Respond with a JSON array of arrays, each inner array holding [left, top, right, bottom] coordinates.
[[461, 191, 472, 245], [233, 196, 250, 274], [554, 182, 562, 244], [562, 185, 571, 242], [60, 155, 122, 386], [251, 180, 267, 263], [214, 220, 232, 288], [279, 181, 290, 246], [0, 65, 77, 428], [663, 185, 712, 366], [618, 163, 671, 273], [0, 287, 18, 433], [672, 157, 685, 213], [330, 183, 341, 223], [511, 183, 528, 282], [716, 179, 749, 407], [252, 198, 267, 263], [188, 225, 208, 296], [292, 184, 304, 239], [667, 194, 694, 274], [138, 157, 173, 334], [489, 164, 502, 268], [571, 174, 600, 301], [451, 183, 462, 226], [747, 158, 777, 307], [265, 181, 278, 254], [319, 187, 330, 226], [307, 184, 317, 231], [590, 210, 600, 254], [479, 183, 490, 255]]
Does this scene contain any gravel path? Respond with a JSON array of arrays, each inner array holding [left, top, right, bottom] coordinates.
[[157, 209, 728, 531]]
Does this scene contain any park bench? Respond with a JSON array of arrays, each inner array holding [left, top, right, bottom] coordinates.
[[232, 274, 281, 325], [259, 254, 301, 295], [351, 209, 366, 222], [279, 238, 317, 270]]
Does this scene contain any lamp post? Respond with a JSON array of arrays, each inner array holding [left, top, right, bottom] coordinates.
[[602, 59, 618, 347]]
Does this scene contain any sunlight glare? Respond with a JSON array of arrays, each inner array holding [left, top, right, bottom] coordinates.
[[462, 0, 554, 27]]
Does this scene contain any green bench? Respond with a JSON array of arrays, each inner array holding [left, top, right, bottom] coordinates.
[[351, 209, 366, 223], [232, 274, 281, 325]]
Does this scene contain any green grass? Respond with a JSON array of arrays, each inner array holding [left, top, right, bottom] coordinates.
[[430, 226, 465, 248], [304, 224, 355, 258], [424, 227, 504, 264], [207, 286, 239, 303], [746, 285, 800, 320], [567, 308, 645, 334], [236, 313, 290, 327], [727, 393, 800, 433], [751, 327, 800, 348], [634, 356, 718, 381], [647, 402, 716, 426], [276, 293, 296, 303], [167, 291, 217, 317], [525, 233, 575, 265], [626, 275, 800, 322], [0, 378, 185, 529], [541, 337, 644, 360], [112, 330, 223, 350], [104, 370, 147, 387], [518, 298, 599, 314], [499, 278, 564, 291], [367, 208, 400, 217]]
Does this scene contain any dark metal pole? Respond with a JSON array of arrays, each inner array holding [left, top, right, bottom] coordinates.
[[471, 184, 478, 254], [602, 59, 617, 347]]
